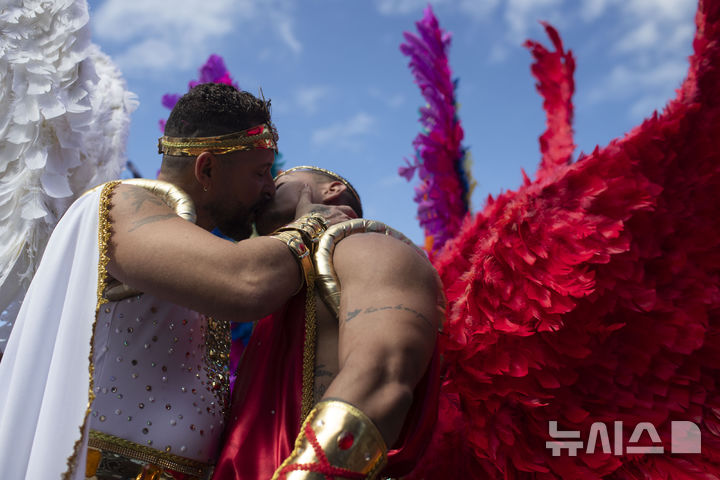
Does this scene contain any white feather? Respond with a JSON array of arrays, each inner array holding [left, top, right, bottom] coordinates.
[[0, 0, 137, 352]]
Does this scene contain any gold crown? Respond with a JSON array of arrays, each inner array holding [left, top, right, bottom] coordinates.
[[158, 123, 278, 157]]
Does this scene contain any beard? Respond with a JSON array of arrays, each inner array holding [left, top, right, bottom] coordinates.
[[213, 198, 268, 241], [254, 203, 295, 236], [217, 214, 253, 241]]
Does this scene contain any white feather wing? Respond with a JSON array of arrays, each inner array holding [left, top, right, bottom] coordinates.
[[0, 0, 137, 352]]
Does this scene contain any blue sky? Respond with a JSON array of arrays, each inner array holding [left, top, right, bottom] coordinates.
[[85, 0, 696, 244]]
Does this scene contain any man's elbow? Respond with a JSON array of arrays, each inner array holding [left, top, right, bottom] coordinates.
[[212, 275, 270, 322]]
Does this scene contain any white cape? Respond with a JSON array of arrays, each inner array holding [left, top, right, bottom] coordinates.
[[0, 187, 104, 480]]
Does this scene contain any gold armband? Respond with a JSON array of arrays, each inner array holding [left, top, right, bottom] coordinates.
[[269, 214, 328, 293], [276, 213, 328, 247], [269, 230, 316, 291], [272, 399, 388, 480]]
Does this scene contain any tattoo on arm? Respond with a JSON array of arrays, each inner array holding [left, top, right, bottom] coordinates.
[[129, 213, 179, 232], [313, 364, 335, 403], [313, 382, 328, 403], [308, 205, 332, 216], [343, 303, 434, 330], [122, 188, 166, 212], [314, 363, 335, 378]]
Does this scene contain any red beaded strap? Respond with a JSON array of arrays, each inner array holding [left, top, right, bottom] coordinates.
[[276, 421, 365, 480]]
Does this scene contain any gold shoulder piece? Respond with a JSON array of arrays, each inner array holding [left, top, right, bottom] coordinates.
[[120, 178, 197, 223], [314, 219, 426, 316], [82, 179, 197, 301], [80, 179, 196, 224]]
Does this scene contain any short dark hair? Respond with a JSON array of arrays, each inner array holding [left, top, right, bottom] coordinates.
[[164, 83, 271, 137], [161, 84, 272, 174]]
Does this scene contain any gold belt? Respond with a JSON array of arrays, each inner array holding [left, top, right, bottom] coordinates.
[[86, 430, 212, 480]]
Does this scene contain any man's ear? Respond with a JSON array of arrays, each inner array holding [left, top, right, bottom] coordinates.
[[320, 181, 347, 203], [194, 151, 217, 190]]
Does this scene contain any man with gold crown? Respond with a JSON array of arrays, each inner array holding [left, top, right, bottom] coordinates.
[[0, 83, 356, 480], [213, 166, 444, 480]]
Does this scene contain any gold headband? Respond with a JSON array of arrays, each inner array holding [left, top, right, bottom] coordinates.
[[274, 165, 361, 207], [158, 123, 278, 157]]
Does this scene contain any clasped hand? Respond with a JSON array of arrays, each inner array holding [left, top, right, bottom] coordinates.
[[294, 184, 358, 226]]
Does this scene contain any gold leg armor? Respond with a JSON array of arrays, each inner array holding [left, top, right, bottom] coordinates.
[[272, 399, 388, 480]]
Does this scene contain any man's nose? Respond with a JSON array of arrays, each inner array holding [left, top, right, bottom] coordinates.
[[263, 172, 276, 198]]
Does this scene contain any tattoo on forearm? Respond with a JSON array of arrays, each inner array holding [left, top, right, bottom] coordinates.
[[129, 213, 178, 232], [343, 303, 434, 330]]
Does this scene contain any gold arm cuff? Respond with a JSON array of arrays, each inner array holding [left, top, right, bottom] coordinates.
[[121, 178, 197, 223], [82, 179, 197, 224], [314, 219, 427, 316], [269, 231, 315, 293], [276, 213, 328, 246], [272, 399, 388, 480]]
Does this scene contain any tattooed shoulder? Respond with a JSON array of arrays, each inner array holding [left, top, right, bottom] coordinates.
[[120, 186, 167, 213], [129, 213, 178, 232]]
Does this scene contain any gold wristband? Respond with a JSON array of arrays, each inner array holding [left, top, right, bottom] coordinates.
[[276, 213, 328, 247], [272, 399, 388, 480], [270, 230, 316, 293]]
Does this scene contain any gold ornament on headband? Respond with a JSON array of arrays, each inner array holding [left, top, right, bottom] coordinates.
[[158, 123, 278, 157], [275, 165, 361, 207]]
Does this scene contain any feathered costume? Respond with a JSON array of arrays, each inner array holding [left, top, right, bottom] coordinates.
[[0, 0, 136, 354], [402, 2, 720, 479], [398, 9, 474, 256], [2, 0, 720, 478]]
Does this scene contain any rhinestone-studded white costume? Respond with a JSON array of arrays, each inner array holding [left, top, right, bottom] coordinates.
[[91, 293, 228, 462], [0, 185, 230, 479]]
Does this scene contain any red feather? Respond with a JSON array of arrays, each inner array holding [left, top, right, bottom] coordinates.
[[409, 1, 720, 478]]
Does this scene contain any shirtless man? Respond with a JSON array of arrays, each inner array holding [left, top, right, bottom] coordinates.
[[215, 166, 443, 480]]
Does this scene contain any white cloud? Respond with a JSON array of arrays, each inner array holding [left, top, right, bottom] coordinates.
[[312, 112, 374, 148], [458, 0, 500, 19], [610, 0, 695, 56], [375, 0, 447, 15], [111, 37, 180, 71], [587, 60, 688, 102], [92, 0, 300, 72], [572, 0, 694, 120], [628, 93, 672, 119], [375, 0, 498, 18], [614, 21, 660, 53], [92, 0, 241, 43], [276, 17, 302, 54], [668, 23, 695, 51], [374, 0, 694, 123], [295, 86, 330, 114], [622, 0, 695, 21], [579, 0, 614, 21], [504, 0, 563, 43], [368, 88, 406, 108]]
